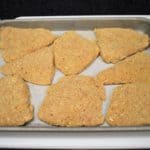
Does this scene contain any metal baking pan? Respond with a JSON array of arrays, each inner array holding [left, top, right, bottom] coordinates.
[[0, 16, 150, 132]]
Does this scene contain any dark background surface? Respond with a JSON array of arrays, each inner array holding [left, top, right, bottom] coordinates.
[[0, 0, 150, 19]]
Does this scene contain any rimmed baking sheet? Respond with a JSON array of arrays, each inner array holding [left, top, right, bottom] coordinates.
[[0, 16, 150, 132]]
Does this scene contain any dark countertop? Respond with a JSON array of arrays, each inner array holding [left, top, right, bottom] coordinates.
[[0, 0, 150, 19]]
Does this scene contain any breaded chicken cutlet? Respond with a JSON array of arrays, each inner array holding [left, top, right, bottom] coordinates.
[[0, 27, 56, 62], [106, 83, 150, 126], [0, 75, 33, 126], [97, 52, 150, 85], [0, 47, 55, 85], [53, 31, 100, 75], [38, 75, 105, 127], [95, 28, 149, 63]]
